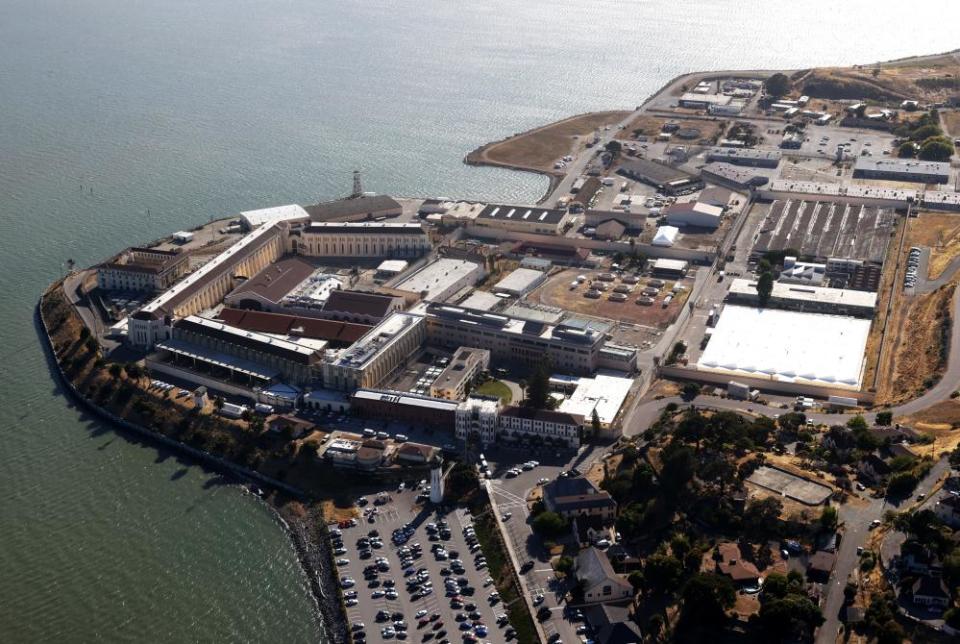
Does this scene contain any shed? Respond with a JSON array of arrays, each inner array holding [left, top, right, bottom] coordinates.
[[652, 226, 679, 247], [594, 220, 626, 241]]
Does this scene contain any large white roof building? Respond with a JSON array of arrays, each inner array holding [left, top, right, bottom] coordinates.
[[697, 305, 870, 389]]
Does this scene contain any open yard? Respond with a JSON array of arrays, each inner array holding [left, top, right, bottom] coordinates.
[[467, 111, 630, 174], [617, 113, 727, 144], [474, 379, 512, 404], [909, 212, 960, 279], [526, 268, 690, 329]]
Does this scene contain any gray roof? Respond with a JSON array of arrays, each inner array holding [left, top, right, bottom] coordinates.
[[596, 621, 643, 644], [305, 195, 402, 221], [854, 157, 950, 177], [576, 547, 624, 590], [616, 158, 694, 185]]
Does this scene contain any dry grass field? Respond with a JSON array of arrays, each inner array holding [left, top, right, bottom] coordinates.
[[909, 213, 960, 279], [467, 111, 630, 174], [798, 54, 960, 102], [617, 114, 726, 144]]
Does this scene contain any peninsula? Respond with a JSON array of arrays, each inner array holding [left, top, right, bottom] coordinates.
[[40, 51, 960, 644]]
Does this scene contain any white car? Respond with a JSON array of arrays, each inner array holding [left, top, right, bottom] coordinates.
[[537, 477, 549, 485], [484, 577, 495, 587], [346, 598, 358, 607], [372, 590, 385, 598], [385, 590, 399, 600], [336, 558, 350, 566], [416, 610, 428, 618], [340, 577, 355, 588], [501, 512, 512, 521], [533, 593, 545, 605]]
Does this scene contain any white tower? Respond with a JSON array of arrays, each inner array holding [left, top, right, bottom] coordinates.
[[429, 456, 444, 504]]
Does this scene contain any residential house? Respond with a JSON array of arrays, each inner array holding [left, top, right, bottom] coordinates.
[[807, 550, 836, 583], [912, 576, 950, 609], [543, 476, 617, 521], [714, 542, 761, 588]]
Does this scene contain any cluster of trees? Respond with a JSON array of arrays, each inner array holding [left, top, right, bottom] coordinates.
[[764, 73, 791, 98], [755, 572, 824, 641], [755, 258, 775, 307], [895, 111, 954, 161]]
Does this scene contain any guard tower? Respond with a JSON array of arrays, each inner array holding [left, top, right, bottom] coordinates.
[[429, 455, 444, 504], [351, 169, 363, 198]]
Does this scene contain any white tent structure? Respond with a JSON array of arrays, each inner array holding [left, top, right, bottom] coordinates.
[[652, 226, 679, 247]]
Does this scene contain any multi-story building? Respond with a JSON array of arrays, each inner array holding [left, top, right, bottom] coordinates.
[[454, 396, 500, 444], [321, 312, 426, 391], [853, 157, 950, 184], [454, 396, 584, 448], [161, 314, 325, 386], [97, 247, 190, 292], [543, 476, 617, 520], [129, 223, 288, 348], [430, 347, 490, 400], [422, 303, 605, 375], [395, 257, 486, 302], [290, 222, 431, 259], [473, 204, 569, 235]]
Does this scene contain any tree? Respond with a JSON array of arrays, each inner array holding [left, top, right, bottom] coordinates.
[[605, 140, 622, 156], [919, 137, 954, 161], [819, 505, 839, 532], [643, 553, 684, 596], [681, 382, 701, 400], [756, 272, 774, 307], [124, 362, 142, 379], [532, 511, 568, 538], [591, 409, 601, 436], [213, 395, 224, 413], [846, 415, 868, 431], [108, 363, 122, 380], [555, 556, 574, 575], [898, 141, 917, 158], [628, 570, 645, 590], [682, 572, 734, 622], [886, 471, 919, 498], [908, 123, 943, 141], [875, 411, 893, 426], [525, 362, 551, 410], [764, 73, 791, 98]]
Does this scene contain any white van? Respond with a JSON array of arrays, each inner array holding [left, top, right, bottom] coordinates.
[[395, 434, 408, 443]]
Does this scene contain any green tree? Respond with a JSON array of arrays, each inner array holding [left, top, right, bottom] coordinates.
[[875, 411, 893, 426], [908, 123, 943, 141], [846, 415, 868, 431], [681, 382, 701, 400], [886, 471, 919, 498], [764, 73, 791, 98], [678, 573, 735, 631], [591, 408, 601, 436], [919, 137, 954, 161], [532, 511, 568, 538], [525, 362, 551, 410], [555, 556, 574, 575], [756, 272, 774, 307], [605, 140, 622, 156], [820, 505, 839, 532], [628, 570, 645, 590], [108, 363, 122, 380], [643, 553, 684, 596], [898, 141, 917, 158], [124, 362, 142, 379]]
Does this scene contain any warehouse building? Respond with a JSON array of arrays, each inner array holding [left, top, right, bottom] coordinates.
[[473, 204, 570, 235], [291, 222, 431, 259], [679, 92, 733, 110], [616, 158, 703, 195], [663, 201, 723, 229], [223, 256, 340, 313], [422, 302, 606, 375], [239, 204, 311, 230], [726, 278, 877, 318], [651, 258, 689, 278], [706, 147, 782, 168], [395, 257, 486, 302], [430, 347, 490, 400], [215, 308, 371, 347], [697, 305, 870, 390], [752, 200, 896, 264], [457, 290, 501, 312], [97, 247, 190, 292], [853, 158, 950, 184], [319, 290, 405, 324], [321, 312, 427, 391], [493, 267, 548, 296], [557, 371, 633, 431], [701, 162, 771, 191]]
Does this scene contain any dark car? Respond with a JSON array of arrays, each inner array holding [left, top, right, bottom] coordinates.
[[520, 561, 534, 573]]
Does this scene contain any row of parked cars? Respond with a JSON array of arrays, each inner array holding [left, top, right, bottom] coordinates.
[[905, 246, 922, 289]]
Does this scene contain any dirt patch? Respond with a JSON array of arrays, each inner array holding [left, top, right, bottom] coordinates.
[[617, 114, 726, 144], [863, 219, 904, 391], [879, 283, 955, 405], [526, 268, 690, 329], [897, 401, 960, 455], [940, 109, 960, 138], [466, 111, 630, 175], [320, 499, 358, 524], [908, 213, 960, 279]]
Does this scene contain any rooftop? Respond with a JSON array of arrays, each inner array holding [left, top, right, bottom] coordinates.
[[304, 221, 426, 235], [617, 157, 694, 185], [215, 308, 371, 344], [728, 278, 877, 311], [225, 255, 320, 305], [323, 290, 400, 319], [457, 290, 501, 312], [239, 204, 310, 228], [329, 312, 424, 370], [395, 258, 482, 299], [493, 267, 546, 294], [854, 157, 950, 176], [176, 314, 322, 362], [476, 204, 566, 226], [353, 388, 460, 413], [558, 372, 633, 425], [304, 195, 402, 222]]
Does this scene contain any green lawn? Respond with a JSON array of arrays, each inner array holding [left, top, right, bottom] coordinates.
[[474, 379, 513, 404]]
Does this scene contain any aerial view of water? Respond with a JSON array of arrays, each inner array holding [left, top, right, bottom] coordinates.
[[1, 0, 958, 640]]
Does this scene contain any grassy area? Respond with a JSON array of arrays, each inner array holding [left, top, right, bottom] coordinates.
[[471, 504, 538, 644], [909, 213, 960, 279], [474, 379, 513, 404]]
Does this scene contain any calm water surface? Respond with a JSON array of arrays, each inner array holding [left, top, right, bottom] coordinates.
[[1, 0, 958, 640]]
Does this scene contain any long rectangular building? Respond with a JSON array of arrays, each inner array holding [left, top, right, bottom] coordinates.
[[752, 199, 895, 264], [853, 158, 950, 184], [707, 147, 781, 168], [422, 302, 605, 375], [474, 204, 569, 235], [616, 158, 703, 195], [726, 278, 877, 318], [97, 247, 190, 292], [290, 222, 431, 258]]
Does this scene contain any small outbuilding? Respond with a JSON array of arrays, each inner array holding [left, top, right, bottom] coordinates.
[[652, 225, 679, 247]]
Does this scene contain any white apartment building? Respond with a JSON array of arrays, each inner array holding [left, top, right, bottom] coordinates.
[[455, 396, 585, 448], [430, 347, 490, 400], [97, 247, 190, 292], [454, 396, 500, 444]]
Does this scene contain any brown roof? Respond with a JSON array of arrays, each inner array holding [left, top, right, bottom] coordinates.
[[216, 308, 371, 345], [396, 442, 434, 460], [716, 543, 760, 582], [573, 178, 602, 205], [595, 220, 626, 240], [500, 406, 584, 426], [226, 256, 320, 304], [808, 550, 837, 573], [323, 290, 400, 319]]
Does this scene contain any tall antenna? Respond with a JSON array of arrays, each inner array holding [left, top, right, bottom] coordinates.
[[351, 169, 363, 198]]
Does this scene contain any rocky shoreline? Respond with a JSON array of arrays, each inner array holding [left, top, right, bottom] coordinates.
[[36, 283, 348, 644]]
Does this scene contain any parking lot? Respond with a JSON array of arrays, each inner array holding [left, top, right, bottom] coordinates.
[[332, 486, 514, 644]]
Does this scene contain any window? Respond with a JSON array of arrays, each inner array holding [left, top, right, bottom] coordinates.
[[602, 585, 612, 596]]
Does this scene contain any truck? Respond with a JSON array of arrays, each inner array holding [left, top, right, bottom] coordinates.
[[727, 381, 759, 401], [795, 396, 816, 410], [828, 395, 858, 409], [571, 177, 586, 194]]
